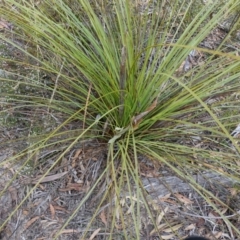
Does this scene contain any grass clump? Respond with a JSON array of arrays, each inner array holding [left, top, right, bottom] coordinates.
[[0, 0, 240, 239]]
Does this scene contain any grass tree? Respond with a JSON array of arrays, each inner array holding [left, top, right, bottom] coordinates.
[[0, 0, 240, 239]]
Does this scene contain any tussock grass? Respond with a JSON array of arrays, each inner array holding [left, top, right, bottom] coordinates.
[[0, 0, 240, 239]]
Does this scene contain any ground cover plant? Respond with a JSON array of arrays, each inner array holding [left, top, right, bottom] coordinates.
[[0, 0, 240, 239]]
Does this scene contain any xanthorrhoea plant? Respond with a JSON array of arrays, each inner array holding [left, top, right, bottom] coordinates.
[[0, 0, 240, 239]]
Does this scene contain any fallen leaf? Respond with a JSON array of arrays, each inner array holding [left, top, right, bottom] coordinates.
[[61, 157, 68, 171], [126, 203, 134, 215], [32, 172, 68, 184], [196, 218, 205, 228], [202, 163, 225, 172], [80, 161, 86, 171], [53, 205, 69, 213], [8, 186, 17, 205], [150, 223, 166, 235], [72, 149, 82, 163], [161, 199, 177, 204], [158, 193, 171, 202], [39, 184, 45, 190], [163, 223, 182, 232], [221, 208, 228, 215], [160, 234, 175, 239], [60, 229, 78, 234], [115, 205, 120, 220], [132, 98, 158, 126], [24, 216, 40, 230], [85, 180, 91, 193], [140, 169, 159, 177], [228, 187, 238, 196], [157, 207, 169, 225], [125, 196, 143, 203], [99, 210, 107, 226], [175, 60, 186, 76], [59, 183, 84, 192], [174, 193, 193, 205], [140, 163, 159, 177], [115, 223, 123, 230], [184, 223, 196, 231], [120, 198, 125, 206], [89, 228, 101, 240], [49, 204, 55, 220], [214, 231, 223, 239], [23, 209, 29, 216]]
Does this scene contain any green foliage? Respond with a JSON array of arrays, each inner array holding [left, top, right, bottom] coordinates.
[[1, 0, 240, 239]]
